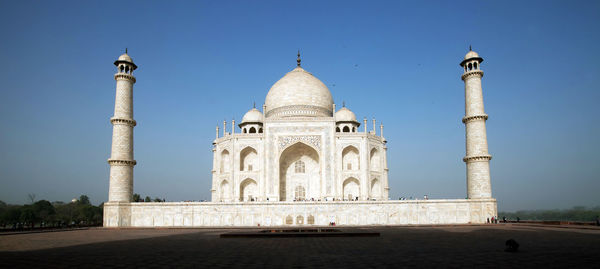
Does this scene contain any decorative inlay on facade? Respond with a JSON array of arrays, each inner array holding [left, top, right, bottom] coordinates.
[[461, 70, 484, 81], [278, 135, 321, 153], [462, 114, 488, 123], [463, 155, 492, 162], [110, 117, 137, 126], [108, 159, 137, 166], [266, 105, 331, 118]]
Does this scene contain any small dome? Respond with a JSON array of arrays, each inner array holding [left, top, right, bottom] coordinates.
[[114, 53, 137, 69], [264, 66, 333, 118], [464, 50, 480, 60], [118, 53, 134, 63], [460, 50, 483, 67], [335, 107, 357, 122], [241, 108, 263, 123]]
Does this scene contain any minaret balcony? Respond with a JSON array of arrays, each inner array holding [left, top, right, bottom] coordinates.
[[461, 70, 484, 81], [114, 73, 136, 82]]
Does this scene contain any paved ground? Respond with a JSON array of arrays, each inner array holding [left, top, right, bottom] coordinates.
[[1, 224, 599, 268]]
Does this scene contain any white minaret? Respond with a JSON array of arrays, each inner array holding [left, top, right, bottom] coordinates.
[[460, 48, 492, 199], [108, 51, 138, 202]]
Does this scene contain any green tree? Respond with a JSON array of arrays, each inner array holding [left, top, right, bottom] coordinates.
[[0, 200, 6, 226], [3, 206, 22, 225], [55, 202, 76, 226], [33, 200, 55, 226], [78, 195, 91, 205], [144, 196, 151, 202], [20, 206, 35, 228], [152, 197, 163, 202], [132, 193, 141, 202]]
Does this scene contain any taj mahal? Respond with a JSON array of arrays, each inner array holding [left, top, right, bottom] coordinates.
[[103, 50, 497, 227]]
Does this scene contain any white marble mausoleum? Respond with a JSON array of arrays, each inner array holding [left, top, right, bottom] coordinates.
[[103, 50, 497, 227]]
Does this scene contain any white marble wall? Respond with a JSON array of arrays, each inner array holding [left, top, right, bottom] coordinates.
[[108, 70, 136, 202], [462, 65, 492, 199], [104, 199, 497, 227], [211, 118, 390, 202]]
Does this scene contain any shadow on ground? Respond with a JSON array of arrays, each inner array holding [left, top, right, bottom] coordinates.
[[1, 226, 599, 268]]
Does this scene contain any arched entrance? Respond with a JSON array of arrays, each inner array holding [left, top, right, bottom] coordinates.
[[220, 180, 230, 202], [279, 142, 320, 201], [342, 145, 359, 171], [240, 178, 257, 201], [371, 178, 381, 199], [239, 147, 257, 171], [343, 177, 360, 200]]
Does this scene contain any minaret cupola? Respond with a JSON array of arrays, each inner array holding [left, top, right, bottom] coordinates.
[[335, 103, 360, 133], [114, 49, 138, 75], [239, 103, 264, 134], [460, 46, 483, 73]]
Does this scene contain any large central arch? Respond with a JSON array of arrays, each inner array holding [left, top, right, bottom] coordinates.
[[279, 142, 320, 201]]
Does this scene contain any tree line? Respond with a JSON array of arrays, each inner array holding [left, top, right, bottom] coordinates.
[[132, 193, 166, 202], [499, 206, 600, 222], [0, 195, 102, 229]]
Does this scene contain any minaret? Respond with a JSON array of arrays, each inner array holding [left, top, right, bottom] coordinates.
[[108, 51, 138, 202], [460, 48, 492, 199]]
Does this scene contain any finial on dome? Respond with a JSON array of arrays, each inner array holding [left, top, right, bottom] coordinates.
[[253, 101, 256, 108], [469, 45, 472, 51], [297, 50, 301, 67], [342, 101, 345, 107], [126, 48, 128, 54]]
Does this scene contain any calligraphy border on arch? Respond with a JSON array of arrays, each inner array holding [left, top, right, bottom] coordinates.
[[277, 135, 321, 154]]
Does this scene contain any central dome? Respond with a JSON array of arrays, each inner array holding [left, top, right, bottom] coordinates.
[[264, 66, 333, 118]]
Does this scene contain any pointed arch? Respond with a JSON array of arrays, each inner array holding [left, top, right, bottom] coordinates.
[[249, 127, 256, 133], [343, 177, 360, 201], [370, 178, 381, 199], [370, 148, 380, 172], [343, 126, 350, 132], [336, 127, 341, 132], [239, 178, 257, 202], [220, 179, 231, 201], [239, 146, 258, 171], [220, 149, 230, 173], [342, 145, 360, 171], [279, 142, 320, 201]]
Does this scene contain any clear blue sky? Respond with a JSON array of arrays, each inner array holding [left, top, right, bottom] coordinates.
[[0, 0, 598, 211]]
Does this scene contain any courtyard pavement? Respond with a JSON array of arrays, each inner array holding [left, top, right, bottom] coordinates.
[[1, 224, 599, 268]]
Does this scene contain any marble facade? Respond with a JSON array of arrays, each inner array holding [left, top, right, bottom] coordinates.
[[104, 50, 497, 227]]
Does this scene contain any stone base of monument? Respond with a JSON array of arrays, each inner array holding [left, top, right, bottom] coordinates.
[[104, 199, 498, 227], [220, 228, 380, 238]]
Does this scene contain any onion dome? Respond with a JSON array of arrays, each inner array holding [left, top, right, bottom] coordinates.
[[264, 65, 333, 118], [241, 108, 263, 124], [335, 107, 358, 123]]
